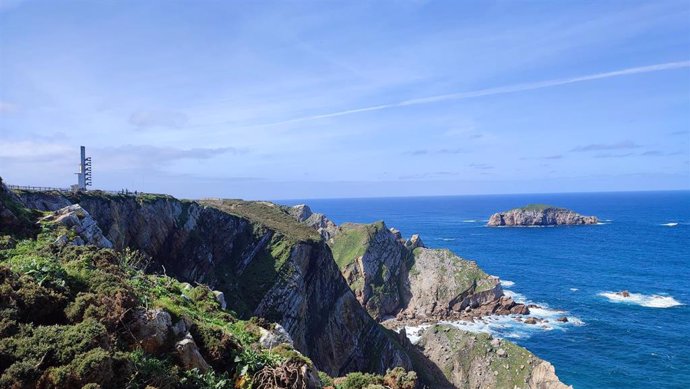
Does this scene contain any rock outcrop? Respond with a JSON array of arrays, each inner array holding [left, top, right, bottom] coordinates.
[[401, 248, 504, 320], [288, 204, 338, 240], [328, 221, 526, 322], [488, 204, 598, 226], [330, 222, 411, 320], [41, 204, 114, 248], [413, 324, 572, 389]]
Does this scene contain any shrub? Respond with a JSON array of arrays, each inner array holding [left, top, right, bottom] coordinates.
[[127, 349, 181, 389], [319, 371, 334, 387], [336, 372, 383, 389]]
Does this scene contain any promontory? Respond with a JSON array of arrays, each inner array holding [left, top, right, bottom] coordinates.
[[488, 204, 598, 227]]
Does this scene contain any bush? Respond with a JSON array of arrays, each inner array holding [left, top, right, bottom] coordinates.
[[127, 349, 181, 389], [319, 371, 334, 387], [336, 372, 383, 389]]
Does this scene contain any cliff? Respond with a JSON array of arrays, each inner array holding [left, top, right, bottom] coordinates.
[[488, 204, 598, 226], [328, 221, 526, 322], [412, 324, 572, 389], [0, 196, 326, 388], [4, 185, 571, 388], [10, 190, 411, 377]]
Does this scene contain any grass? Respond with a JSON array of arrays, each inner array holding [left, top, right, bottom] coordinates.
[[515, 204, 563, 211], [0, 178, 41, 238], [329, 222, 384, 270], [201, 199, 321, 243]]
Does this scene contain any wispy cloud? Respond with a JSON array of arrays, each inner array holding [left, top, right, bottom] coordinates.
[[398, 171, 459, 180], [0, 101, 18, 114], [593, 153, 636, 159], [0, 141, 72, 161], [469, 163, 494, 170], [571, 140, 642, 152], [129, 109, 189, 129], [406, 148, 466, 156], [95, 145, 245, 169], [640, 150, 684, 157], [199, 60, 690, 129]]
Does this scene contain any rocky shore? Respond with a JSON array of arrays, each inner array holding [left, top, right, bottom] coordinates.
[[488, 204, 598, 226]]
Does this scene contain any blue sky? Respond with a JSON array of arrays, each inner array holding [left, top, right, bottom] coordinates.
[[1, 0, 689, 199]]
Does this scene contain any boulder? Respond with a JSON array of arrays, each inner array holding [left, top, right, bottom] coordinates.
[[176, 336, 211, 372], [404, 234, 425, 250], [130, 309, 173, 353], [213, 290, 227, 310], [259, 324, 294, 349]]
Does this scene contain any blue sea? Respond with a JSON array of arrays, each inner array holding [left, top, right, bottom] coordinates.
[[281, 191, 690, 389]]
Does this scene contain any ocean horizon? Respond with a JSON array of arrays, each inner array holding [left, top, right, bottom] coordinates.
[[281, 190, 690, 389]]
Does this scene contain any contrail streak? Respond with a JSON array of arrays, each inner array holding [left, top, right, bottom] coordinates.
[[202, 60, 690, 129]]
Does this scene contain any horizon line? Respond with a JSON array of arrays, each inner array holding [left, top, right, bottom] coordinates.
[[264, 188, 690, 202]]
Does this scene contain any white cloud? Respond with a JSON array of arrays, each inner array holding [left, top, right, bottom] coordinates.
[[129, 109, 189, 128]]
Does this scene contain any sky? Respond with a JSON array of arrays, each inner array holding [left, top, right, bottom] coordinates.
[[1, 0, 689, 200]]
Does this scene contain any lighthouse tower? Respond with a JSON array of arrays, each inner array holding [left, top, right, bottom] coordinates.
[[73, 146, 92, 191]]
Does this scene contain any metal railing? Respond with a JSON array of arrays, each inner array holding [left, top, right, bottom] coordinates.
[[7, 185, 70, 192]]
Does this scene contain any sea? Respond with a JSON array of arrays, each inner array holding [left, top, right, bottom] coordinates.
[[280, 191, 690, 389]]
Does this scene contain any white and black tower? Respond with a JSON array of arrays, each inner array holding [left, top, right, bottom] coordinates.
[[74, 146, 92, 191]]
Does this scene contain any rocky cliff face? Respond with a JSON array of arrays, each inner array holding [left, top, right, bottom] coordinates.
[[414, 324, 572, 389], [327, 222, 524, 323], [488, 205, 598, 226], [329, 222, 411, 320], [288, 204, 338, 240], [402, 248, 504, 321], [12, 191, 411, 376]]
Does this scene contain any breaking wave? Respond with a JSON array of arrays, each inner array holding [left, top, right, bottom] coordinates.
[[500, 280, 515, 287], [598, 292, 683, 308]]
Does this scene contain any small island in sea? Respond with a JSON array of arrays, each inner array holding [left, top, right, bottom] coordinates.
[[487, 204, 598, 227]]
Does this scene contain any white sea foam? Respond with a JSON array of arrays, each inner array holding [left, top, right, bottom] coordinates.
[[398, 324, 431, 344], [462, 219, 478, 223], [570, 288, 579, 292], [431, 305, 583, 340], [500, 280, 515, 287], [661, 222, 679, 227], [400, 286, 584, 342], [503, 289, 527, 303], [599, 291, 683, 308], [438, 237, 456, 241]]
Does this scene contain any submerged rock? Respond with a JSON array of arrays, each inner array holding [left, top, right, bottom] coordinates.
[[487, 204, 598, 226]]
